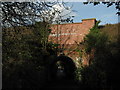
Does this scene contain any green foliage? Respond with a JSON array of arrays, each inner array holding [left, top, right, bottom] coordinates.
[[80, 66, 107, 89], [75, 67, 83, 82], [75, 49, 83, 58], [77, 22, 120, 89], [33, 22, 51, 49], [84, 21, 108, 53], [3, 30, 47, 88], [2, 22, 57, 88]]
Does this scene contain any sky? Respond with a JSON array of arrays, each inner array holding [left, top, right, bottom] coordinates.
[[65, 2, 119, 25]]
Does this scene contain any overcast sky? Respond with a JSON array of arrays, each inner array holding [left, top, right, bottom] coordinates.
[[66, 2, 119, 25]]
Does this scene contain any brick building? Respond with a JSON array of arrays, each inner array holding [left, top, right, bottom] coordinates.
[[49, 18, 97, 66]]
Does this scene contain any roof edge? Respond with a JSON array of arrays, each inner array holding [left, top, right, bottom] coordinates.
[[82, 18, 96, 21]]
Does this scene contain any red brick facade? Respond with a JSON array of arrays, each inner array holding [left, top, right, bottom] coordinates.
[[49, 18, 96, 66]]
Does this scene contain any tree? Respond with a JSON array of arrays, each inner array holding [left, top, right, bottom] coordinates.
[[1, 2, 51, 26], [2, 24, 51, 88], [2, 1, 76, 88], [1, 1, 74, 27], [33, 21, 51, 50], [78, 21, 120, 90], [83, 1, 120, 15]]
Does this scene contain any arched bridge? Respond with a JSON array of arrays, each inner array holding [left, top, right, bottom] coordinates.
[[48, 55, 77, 81]]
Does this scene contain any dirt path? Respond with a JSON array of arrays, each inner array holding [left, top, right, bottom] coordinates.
[[45, 79, 79, 89]]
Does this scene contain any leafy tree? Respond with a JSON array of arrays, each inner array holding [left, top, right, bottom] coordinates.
[[77, 21, 120, 89], [1, 2, 54, 27], [84, 21, 108, 54], [1, 1, 74, 27], [1, 1, 81, 89], [2, 22, 52, 88], [33, 22, 51, 50], [84, 1, 120, 15]]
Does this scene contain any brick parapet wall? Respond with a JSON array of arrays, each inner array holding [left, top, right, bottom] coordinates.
[[49, 18, 96, 66], [49, 18, 96, 44]]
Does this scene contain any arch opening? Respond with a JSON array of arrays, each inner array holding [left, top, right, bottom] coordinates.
[[49, 55, 76, 81]]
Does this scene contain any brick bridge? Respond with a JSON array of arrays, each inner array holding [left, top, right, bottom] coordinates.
[[49, 18, 97, 67]]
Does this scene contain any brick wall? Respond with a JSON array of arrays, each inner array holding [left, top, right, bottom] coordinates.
[[49, 18, 96, 44], [49, 18, 96, 66]]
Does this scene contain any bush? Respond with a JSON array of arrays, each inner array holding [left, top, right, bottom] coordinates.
[[78, 21, 120, 90], [2, 22, 56, 88]]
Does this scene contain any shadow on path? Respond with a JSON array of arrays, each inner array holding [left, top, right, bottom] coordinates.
[[45, 78, 79, 89]]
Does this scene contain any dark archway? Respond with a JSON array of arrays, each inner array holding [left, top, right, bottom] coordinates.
[[49, 55, 77, 81]]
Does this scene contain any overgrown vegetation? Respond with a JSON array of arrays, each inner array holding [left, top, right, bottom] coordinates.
[[2, 22, 58, 88], [2, 1, 120, 89], [76, 22, 120, 90]]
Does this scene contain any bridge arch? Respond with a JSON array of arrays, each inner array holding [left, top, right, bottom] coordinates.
[[49, 55, 77, 81]]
